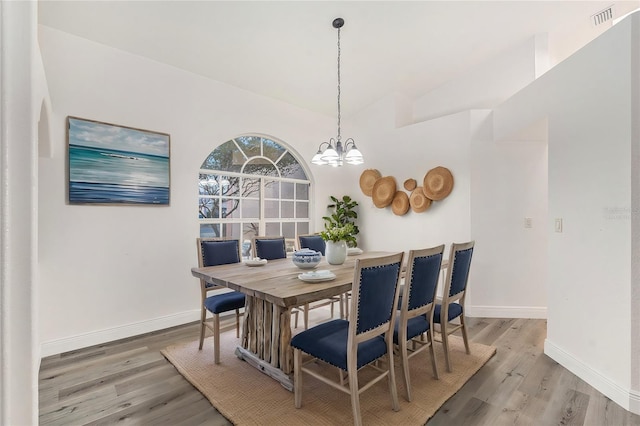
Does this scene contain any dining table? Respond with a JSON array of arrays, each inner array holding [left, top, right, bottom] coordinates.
[[191, 251, 448, 391]]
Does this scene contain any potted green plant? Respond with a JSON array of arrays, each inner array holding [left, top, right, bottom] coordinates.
[[322, 195, 359, 245], [320, 196, 359, 264]]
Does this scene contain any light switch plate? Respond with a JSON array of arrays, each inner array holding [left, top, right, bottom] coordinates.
[[555, 218, 563, 233]]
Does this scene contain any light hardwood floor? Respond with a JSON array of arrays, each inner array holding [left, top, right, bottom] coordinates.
[[39, 310, 640, 425]]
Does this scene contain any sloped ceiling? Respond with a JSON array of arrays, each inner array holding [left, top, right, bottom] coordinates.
[[38, 1, 640, 117]]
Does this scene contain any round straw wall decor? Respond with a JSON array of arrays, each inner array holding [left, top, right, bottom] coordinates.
[[371, 176, 397, 208], [391, 191, 410, 216], [359, 169, 382, 197], [423, 166, 454, 201]]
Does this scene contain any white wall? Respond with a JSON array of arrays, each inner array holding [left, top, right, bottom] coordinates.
[[494, 12, 639, 413], [412, 35, 542, 123], [38, 26, 346, 355], [631, 7, 640, 403], [0, 1, 40, 424], [470, 110, 548, 318]]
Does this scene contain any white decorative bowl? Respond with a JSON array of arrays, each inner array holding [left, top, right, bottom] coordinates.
[[292, 249, 322, 269], [244, 258, 267, 267]]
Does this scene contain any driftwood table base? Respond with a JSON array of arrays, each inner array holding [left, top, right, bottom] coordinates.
[[237, 295, 294, 391]]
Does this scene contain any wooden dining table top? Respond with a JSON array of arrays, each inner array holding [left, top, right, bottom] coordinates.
[[191, 251, 449, 309], [191, 252, 392, 309]]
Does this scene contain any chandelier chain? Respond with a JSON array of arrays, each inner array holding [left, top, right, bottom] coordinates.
[[336, 26, 341, 142], [310, 17, 363, 167]]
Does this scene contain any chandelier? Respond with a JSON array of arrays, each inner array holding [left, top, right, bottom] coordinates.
[[311, 18, 363, 167]]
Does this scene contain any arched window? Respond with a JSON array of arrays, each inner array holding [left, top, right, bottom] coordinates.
[[198, 135, 311, 257]]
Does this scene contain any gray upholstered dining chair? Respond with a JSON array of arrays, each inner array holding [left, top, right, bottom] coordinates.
[[394, 244, 444, 401], [433, 240, 475, 372], [196, 237, 246, 364], [292, 252, 404, 426]]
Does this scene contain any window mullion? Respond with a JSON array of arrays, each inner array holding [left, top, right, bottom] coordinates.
[[259, 177, 265, 236]]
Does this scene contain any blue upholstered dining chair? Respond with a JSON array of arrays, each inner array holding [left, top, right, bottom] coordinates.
[[252, 235, 287, 260], [251, 235, 302, 325], [433, 240, 475, 372], [297, 233, 326, 255], [294, 233, 341, 329], [394, 245, 444, 401], [292, 252, 405, 426], [196, 238, 246, 364]]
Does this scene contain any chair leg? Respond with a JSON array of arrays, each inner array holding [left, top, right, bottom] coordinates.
[[399, 339, 412, 401], [213, 313, 221, 364], [294, 349, 303, 408], [198, 306, 207, 350], [441, 321, 452, 372], [387, 344, 400, 412], [344, 293, 350, 319], [460, 315, 471, 354], [428, 330, 439, 380], [235, 308, 240, 338], [347, 359, 363, 426]]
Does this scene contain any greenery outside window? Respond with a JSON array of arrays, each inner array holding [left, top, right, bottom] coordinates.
[[198, 135, 310, 257]]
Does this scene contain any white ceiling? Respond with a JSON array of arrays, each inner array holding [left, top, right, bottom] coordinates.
[[38, 1, 640, 117]]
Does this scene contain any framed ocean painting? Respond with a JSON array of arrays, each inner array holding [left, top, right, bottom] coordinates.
[[67, 117, 170, 205]]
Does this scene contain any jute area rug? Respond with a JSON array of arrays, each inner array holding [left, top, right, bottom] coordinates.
[[162, 329, 496, 425]]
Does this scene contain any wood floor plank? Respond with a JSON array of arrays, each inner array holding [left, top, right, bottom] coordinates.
[[114, 364, 181, 396], [500, 354, 567, 425], [83, 381, 205, 425], [40, 348, 109, 371], [128, 392, 219, 425], [44, 375, 192, 425], [39, 385, 119, 425], [549, 388, 591, 425], [57, 353, 167, 400], [426, 324, 525, 423], [584, 391, 640, 426], [470, 320, 544, 404], [489, 389, 536, 426], [461, 316, 493, 337], [184, 408, 233, 426], [428, 359, 499, 424], [447, 396, 496, 425], [517, 351, 564, 400], [469, 317, 518, 346], [40, 347, 151, 390]]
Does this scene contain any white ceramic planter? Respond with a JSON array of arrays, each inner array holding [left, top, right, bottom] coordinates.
[[325, 240, 348, 265]]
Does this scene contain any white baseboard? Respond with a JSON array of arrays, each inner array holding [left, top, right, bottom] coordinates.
[[40, 309, 200, 357], [631, 389, 640, 415], [545, 338, 640, 415], [467, 305, 547, 319]]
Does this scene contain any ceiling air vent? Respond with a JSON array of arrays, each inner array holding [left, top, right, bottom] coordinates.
[[591, 5, 615, 26]]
